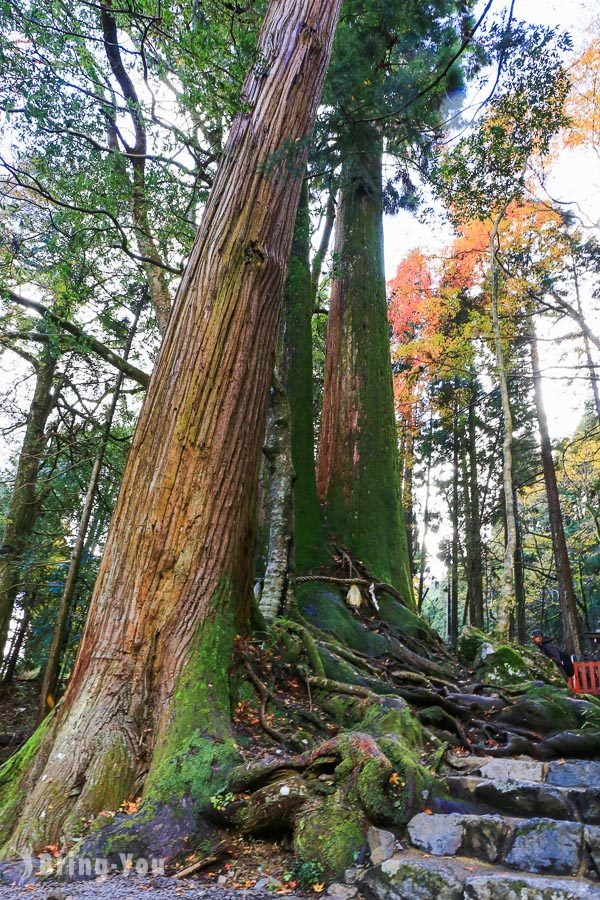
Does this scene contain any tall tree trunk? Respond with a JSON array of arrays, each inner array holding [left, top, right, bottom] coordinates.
[[417, 420, 433, 613], [529, 319, 582, 656], [259, 368, 295, 622], [0, 349, 58, 660], [37, 307, 142, 723], [101, 2, 172, 335], [449, 409, 459, 647], [310, 181, 337, 303], [490, 217, 517, 636], [572, 261, 600, 424], [513, 481, 527, 644], [467, 378, 484, 628], [402, 424, 415, 578], [316, 145, 413, 603], [282, 181, 327, 572], [1, 602, 30, 687], [0, 0, 342, 857]]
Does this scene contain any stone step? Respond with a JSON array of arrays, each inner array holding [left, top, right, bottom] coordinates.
[[407, 812, 600, 879], [359, 850, 600, 899], [447, 755, 600, 789], [432, 774, 600, 825]]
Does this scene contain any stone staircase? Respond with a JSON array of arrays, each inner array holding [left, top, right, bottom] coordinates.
[[358, 756, 600, 899]]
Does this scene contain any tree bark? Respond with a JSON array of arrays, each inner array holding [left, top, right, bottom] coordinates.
[[316, 145, 413, 603], [0, 348, 58, 660], [513, 481, 526, 644], [529, 319, 582, 656], [449, 408, 459, 647], [466, 378, 484, 628], [402, 424, 415, 578], [259, 370, 295, 622], [282, 181, 327, 572], [37, 307, 142, 723], [0, 0, 342, 856], [491, 216, 517, 637], [417, 419, 433, 613]]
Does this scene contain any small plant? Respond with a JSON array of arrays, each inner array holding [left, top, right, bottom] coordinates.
[[291, 858, 324, 888], [209, 789, 235, 811]]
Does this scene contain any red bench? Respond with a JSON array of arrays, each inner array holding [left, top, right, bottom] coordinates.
[[571, 661, 600, 695]]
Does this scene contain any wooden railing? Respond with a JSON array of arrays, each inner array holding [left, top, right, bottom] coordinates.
[[572, 661, 600, 695]]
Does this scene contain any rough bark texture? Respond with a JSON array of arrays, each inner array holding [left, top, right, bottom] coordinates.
[[513, 481, 526, 645], [490, 221, 517, 636], [466, 383, 484, 628], [0, 0, 342, 855], [530, 321, 582, 656], [316, 146, 413, 603], [0, 348, 58, 659], [402, 425, 415, 578], [282, 182, 327, 572], [449, 409, 459, 647], [259, 373, 295, 622]]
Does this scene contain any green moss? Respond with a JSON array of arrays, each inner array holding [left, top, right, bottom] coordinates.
[[317, 147, 414, 605], [298, 586, 388, 657], [458, 626, 488, 666], [294, 796, 366, 877], [360, 701, 422, 752], [0, 713, 52, 851], [377, 596, 436, 641], [283, 183, 328, 573], [144, 576, 242, 810]]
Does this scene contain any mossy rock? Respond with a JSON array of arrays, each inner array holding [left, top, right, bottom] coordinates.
[[458, 627, 488, 666], [360, 698, 422, 752], [294, 795, 366, 877], [461, 627, 564, 687]]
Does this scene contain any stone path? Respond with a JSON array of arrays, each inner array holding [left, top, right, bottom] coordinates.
[[361, 755, 600, 899]]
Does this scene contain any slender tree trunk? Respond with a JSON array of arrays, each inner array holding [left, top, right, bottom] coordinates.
[[0, 0, 342, 856], [449, 410, 459, 647], [402, 425, 415, 578], [259, 366, 295, 622], [282, 181, 327, 572], [467, 378, 484, 628], [0, 349, 58, 660], [37, 307, 142, 723], [490, 217, 517, 636], [310, 182, 336, 303], [417, 421, 433, 612], [513, 481, 527, 644], [316, 144, 413, 603], [529, 319, 582, 656], [572, 261, 600, 424], [1, 604, 30, 687], [101, 2, 171, 334]]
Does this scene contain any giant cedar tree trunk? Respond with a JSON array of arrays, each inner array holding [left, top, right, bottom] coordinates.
[[0, 0, 341, 855], [0, 349, 58, 659], [530, 321, 582, 656], [316, 146, 413, 603], [282, 181, 327, 572]]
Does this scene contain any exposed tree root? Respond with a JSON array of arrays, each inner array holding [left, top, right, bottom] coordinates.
[[477, 730, 600, 760]]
